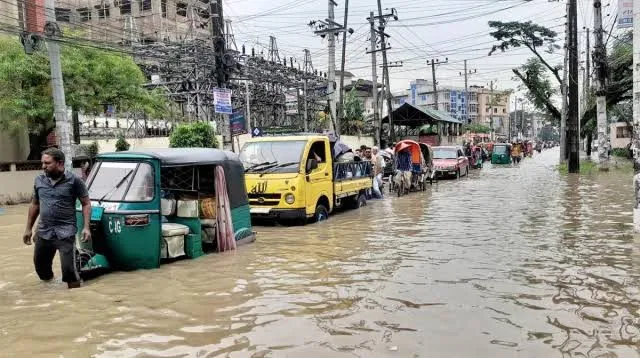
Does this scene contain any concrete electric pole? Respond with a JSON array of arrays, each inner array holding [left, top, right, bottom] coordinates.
[[560, 2, 570, 164], [367, 11, 380, 145], [593, 0, 609, 169], [337, 0, 350, 134], [44, 0, 73, 171], [427, 58, 448, 111], [632, 0, 640, 232], [460, 60, 477, 123], [309, 1, 352, 135], [375, 2, 397, 143], [567, 0, 580, 173]]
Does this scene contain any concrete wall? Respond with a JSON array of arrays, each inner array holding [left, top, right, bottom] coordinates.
[[611, 122, 632, 149], [0, 168, 82, 205], [0, 128, 30, 163]]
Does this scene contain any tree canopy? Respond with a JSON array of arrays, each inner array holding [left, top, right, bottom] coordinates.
[[341, 87, 365, 135], [463, 122, 491, 134], [488, 21, 633, 141], [169, 121, 219, 149], [0, 35, 167, 155]]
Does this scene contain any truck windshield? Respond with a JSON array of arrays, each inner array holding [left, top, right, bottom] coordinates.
[[88, 161, 155, 202], [240, 140, 306, 173]]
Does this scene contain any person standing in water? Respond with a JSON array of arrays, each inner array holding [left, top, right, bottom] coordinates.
[[23, 148, 92, 289]]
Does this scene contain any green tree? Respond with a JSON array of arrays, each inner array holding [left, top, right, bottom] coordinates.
[[115, 133, 131, 152], [0, 35, 168, 158], [169, 121, 219, 148], [488, 22, 633, 145], [341, 88, 365, 135], [488, 21, 562, 120], [463, 123, 491, 133]]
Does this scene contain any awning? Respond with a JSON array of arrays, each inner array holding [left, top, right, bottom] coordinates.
[[382, 102, 463, 128]]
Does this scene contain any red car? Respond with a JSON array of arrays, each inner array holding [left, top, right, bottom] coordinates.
[[433, 146, 469, 179]]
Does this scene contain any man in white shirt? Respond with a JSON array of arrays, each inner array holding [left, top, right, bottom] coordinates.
[[371, 146, 385, 198]]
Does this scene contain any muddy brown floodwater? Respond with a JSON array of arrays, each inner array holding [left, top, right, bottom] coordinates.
[[1, 148, 639, 357]]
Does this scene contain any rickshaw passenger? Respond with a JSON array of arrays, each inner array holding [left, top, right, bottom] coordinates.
[[395, 149, 412, 190]]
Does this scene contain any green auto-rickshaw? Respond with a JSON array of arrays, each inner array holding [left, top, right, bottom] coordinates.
[[491, 143, 512, 165], [75, 148, 256, 279]]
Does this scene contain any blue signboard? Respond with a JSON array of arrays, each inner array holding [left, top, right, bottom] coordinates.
[[230, 110, 247, 135]]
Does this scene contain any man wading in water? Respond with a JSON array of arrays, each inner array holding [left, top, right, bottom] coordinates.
[[23, 148, 92, 289]]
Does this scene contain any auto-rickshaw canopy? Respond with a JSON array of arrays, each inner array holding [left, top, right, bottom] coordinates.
[[97, 148, 249, 209]]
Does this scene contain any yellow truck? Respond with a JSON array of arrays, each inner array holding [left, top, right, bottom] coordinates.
[[238, 134, 373, 223]]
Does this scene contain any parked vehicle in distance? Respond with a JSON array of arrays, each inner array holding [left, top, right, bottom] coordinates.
[[491, 143, 513, 165], [432, 146, 469, 179], [239, 134, 372, 224]]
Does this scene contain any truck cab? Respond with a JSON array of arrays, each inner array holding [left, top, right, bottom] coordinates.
[[239, 135, 372, 223]]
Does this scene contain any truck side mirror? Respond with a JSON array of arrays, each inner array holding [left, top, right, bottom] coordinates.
[[306, 158, 318, 173]]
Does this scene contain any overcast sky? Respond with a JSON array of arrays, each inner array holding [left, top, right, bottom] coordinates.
[[225, 0, 622, 103]]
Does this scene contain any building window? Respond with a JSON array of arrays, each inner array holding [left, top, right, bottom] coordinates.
[[617, 125, 632, 138], [468, 92, 478, 102], [444, 92, 450, 101], [176, 2, 188, 16], [161, 0, 167, 17], [494, 108, 498, 114], [421, 95, 426, 101], [119, 0, 131, 14], [142, 0, 151, 11], [502, 108, 506, 113], [77, 7, 91, 21], [95, 4, 110, 19], [55, 7, 71, 22]]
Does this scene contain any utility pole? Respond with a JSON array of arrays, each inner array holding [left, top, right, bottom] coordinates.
[[367, 11, 380, 145], [309, 1, 352, 135], [488, 80, 496, 140], [44, 0, 72, 171], [460, 61, 477, 123], [245, 81, 252, 130], [375, 2, 397, 144], [560, 2, 570, 164], [427, 58, 448, 111], [632, 0, 640, 232], [337, 0, 350, 135], [593, 0, 609, 169], [567, 0, 580, 173], [303, 49, 313, 132]]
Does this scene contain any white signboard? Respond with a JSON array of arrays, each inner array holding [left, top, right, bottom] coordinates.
[[618, 0, 633, 28], [213, 88, 232, 114], [285, 93, 298, 115]]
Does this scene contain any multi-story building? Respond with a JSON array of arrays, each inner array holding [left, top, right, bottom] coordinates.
[[337, 71, 387, 121], [474, 85, 511, 136], [4, 0, 210, 43], [391, 79, 478, 123]]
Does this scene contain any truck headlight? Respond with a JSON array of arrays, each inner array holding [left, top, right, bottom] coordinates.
[[285, 193, 295, 204]]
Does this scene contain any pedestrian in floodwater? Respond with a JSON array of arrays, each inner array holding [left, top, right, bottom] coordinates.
[[23, 148, 92, 289]]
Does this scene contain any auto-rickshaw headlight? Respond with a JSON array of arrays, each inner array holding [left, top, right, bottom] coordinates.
[[285, 193, 295, 204]]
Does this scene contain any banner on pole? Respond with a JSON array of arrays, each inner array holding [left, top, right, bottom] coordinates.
[[230, 109, 247, 135], [618, 0, 633, 28], [213, 88, 232, 114], [285, 92, 298, 114]]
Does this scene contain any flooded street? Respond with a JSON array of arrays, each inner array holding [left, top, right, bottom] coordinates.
[[1, 147, 639, 357]]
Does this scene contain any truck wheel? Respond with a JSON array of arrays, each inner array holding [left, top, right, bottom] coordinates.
[[314, 204, 329, 222]]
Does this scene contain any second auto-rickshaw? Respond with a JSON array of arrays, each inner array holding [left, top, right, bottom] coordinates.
[[491, 143, 513, 165]]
